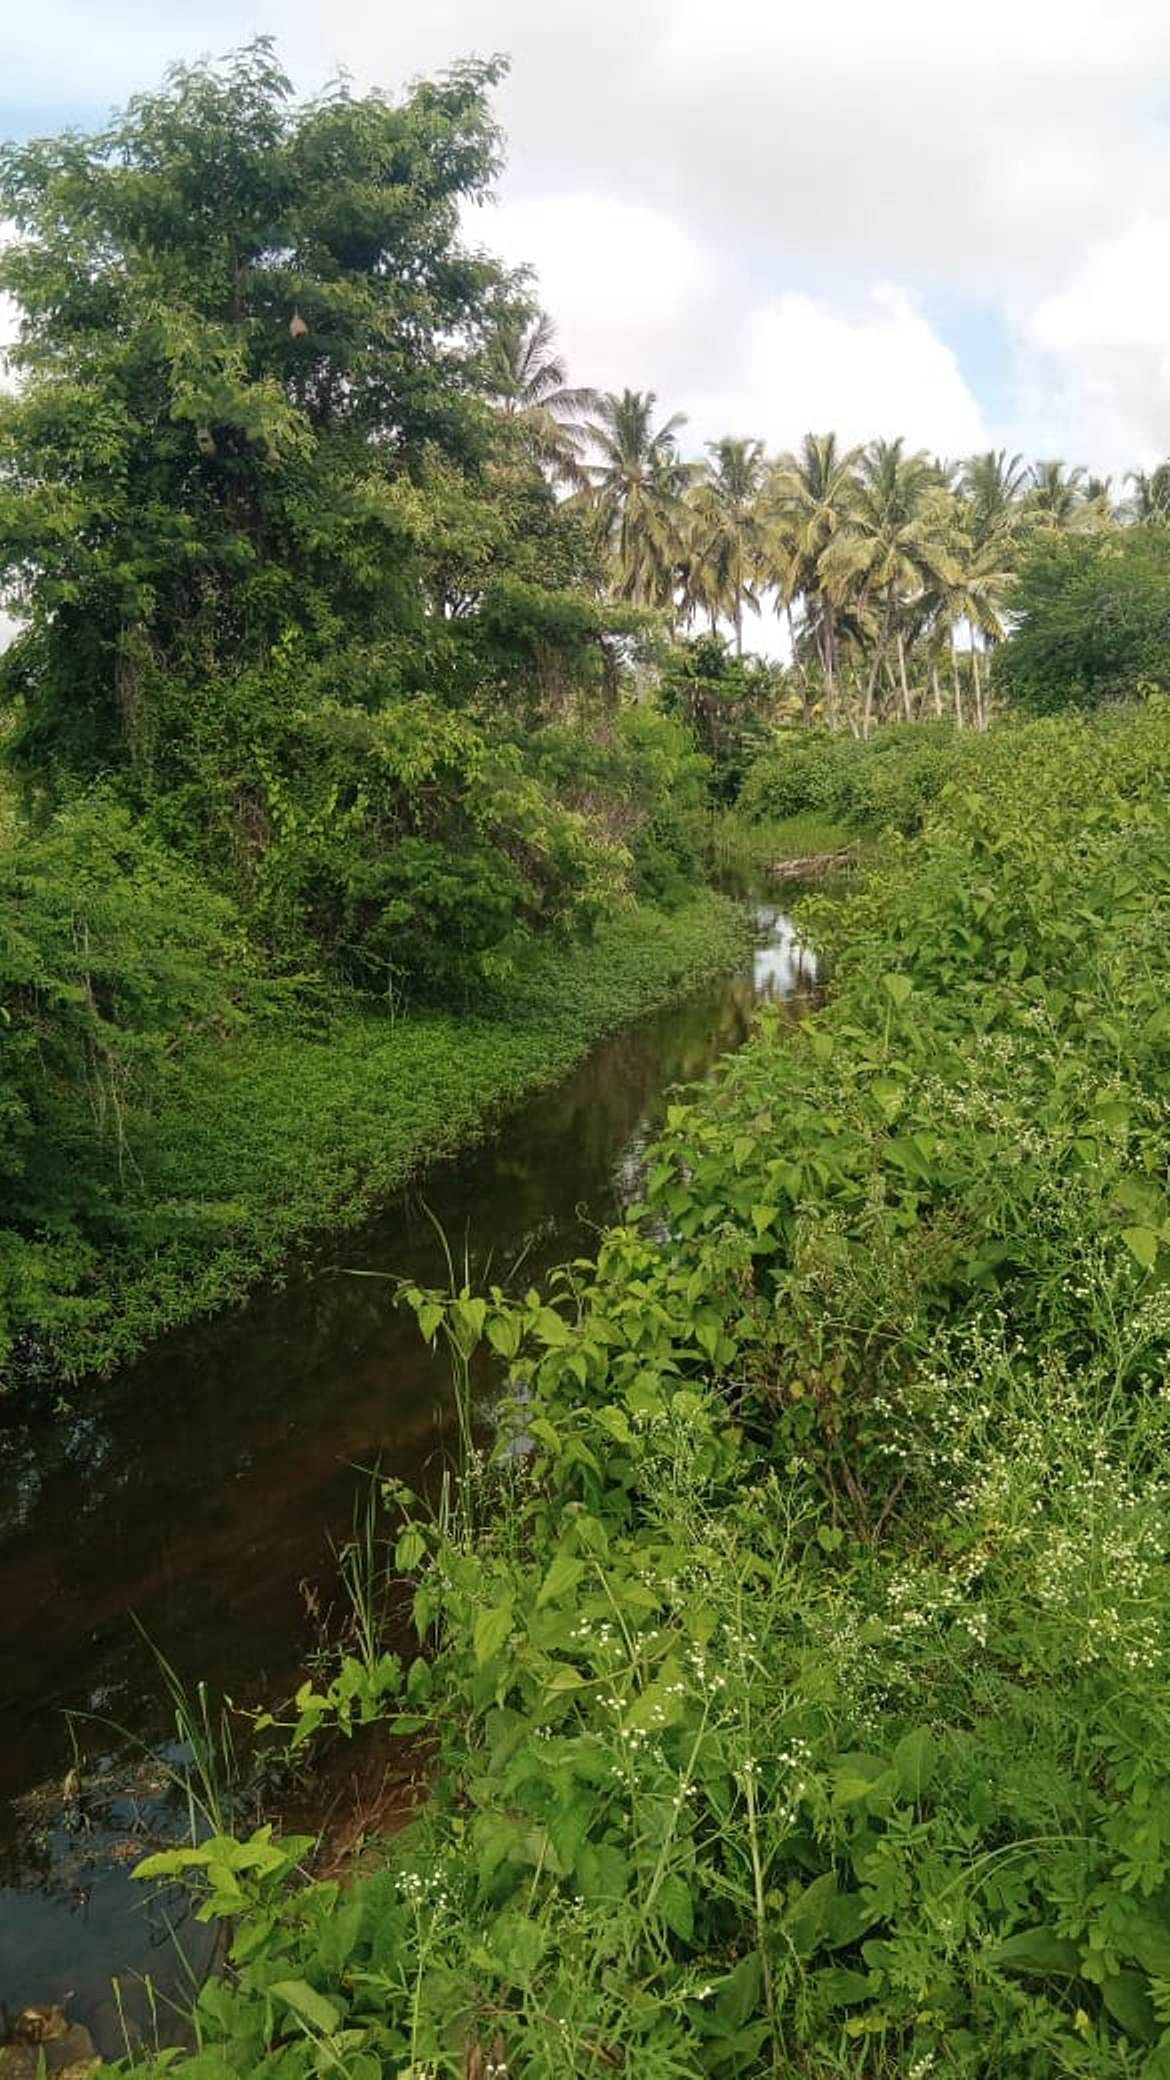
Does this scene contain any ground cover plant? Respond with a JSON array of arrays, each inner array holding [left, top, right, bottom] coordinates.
[[128, 700, 1170, 2079], [0, 887, 747, 1389]]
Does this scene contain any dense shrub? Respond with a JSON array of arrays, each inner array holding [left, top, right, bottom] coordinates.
[[231, 700, 630, 1004], [739, 720, 960, 833], [0, 799, 250, 1370], [995, 525, 1170, 713], [658, 634, 780, 803], [529, 705, 711, 907]]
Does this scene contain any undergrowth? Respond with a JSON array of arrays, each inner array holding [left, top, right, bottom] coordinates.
[[132, 703, 1170, 2078], [4, 891, 749, 1389]]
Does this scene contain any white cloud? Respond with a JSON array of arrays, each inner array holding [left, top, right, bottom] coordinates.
[[1005, 216, 1170, 471], [689, 285, 986, 460], [485, 189, 985, 460], [480, 193, 716, 398]]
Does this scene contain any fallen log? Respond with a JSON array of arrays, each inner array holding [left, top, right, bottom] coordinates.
[[767, 843, 860, 881]]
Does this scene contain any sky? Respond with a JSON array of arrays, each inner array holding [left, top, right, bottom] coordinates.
[[5, 1, 1170, 480]]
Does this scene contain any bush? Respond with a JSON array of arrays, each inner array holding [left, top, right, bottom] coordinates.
[[658, 634, 780, 803], [740, 720, 960, 834], [529, 705, 711, 909], [227, 699, 631, 1004], [995, 525, 1170, 713], [0, 798, 249, 1371]]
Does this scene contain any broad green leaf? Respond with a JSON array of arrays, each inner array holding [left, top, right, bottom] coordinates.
[[474, 1599, 514, 1667], [417, 1301, 443, 1342], [990, 1927, 1080, 1976], [716, 1951, 763, 2030], [395, 1528, 427, 1572], [658, 1872, 694, 1943], [1123, 1225, 1160, 1270], [893, 1726, 937, 1800], [486, 1312, 522, 1359], [269, 1980, 341, 2036], [536, 1550, 585, 1608], [1102, 1971, 1159, 2045]]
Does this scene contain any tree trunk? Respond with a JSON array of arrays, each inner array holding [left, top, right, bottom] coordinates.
[[786, 601, 811, 726], [950, 633, 964, 729], [862, 598, 894, 741], [821, 596, 840, 732], [971, 639, 985, 730], [844, 670, 863, 738], [734, 593, 744, 656], [896, 630, 913, 722], [931, 663, 943, 719]]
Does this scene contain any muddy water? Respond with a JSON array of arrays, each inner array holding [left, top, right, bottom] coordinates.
[[0, 903, 815, 2042]]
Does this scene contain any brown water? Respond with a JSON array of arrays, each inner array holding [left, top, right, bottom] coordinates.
[[0, 902, 815, 2043]]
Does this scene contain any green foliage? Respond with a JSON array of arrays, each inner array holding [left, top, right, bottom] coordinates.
[[0, 796, 249, 1373], [710, 809, 854, 883], [739, 720, 962, 834], [995, 526, 1170, 713], [658, 634, 779, 803], [0, 45, 662, 1015], [529, 705, 711, 906], [133, 701, 1170, 2079], [226, 695, 630, 1002], [0, 891, 748, 1387], [0, 40, 508, 787]]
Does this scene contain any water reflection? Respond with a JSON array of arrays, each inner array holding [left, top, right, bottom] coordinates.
[[0, 902, 815, 2034]]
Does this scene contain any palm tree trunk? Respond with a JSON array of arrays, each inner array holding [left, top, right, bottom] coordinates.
[[821, 597, 839, 732], [950, 631, 964, 729], [864, 594, 899, 739], [786, 601, 811, 726], [971, 640, 985, 730], [845, 670, 863, 738], [896, 630, 913, 722], [931, 663, 943, 719], [734, 592, 744, 657]]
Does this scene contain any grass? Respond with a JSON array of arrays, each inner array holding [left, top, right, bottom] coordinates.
[[711, 808, 855, 881], [34, 890, 751, 1384]]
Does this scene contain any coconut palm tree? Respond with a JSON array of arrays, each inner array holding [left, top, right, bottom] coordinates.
[[1026, 459, 1091, 530], [581, 389, 693, 610], [684, 436, 767, 653], [820, 438, 956, 736], [763, 432, 861, 728], [925, 497, 1014, 729], [1123, 462, 1170, 523], [959, 450, 1030, 550], [482, 310, 599, 487]]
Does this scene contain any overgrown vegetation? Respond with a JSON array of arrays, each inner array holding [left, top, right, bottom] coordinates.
[[4, 890, 747, 1384], [0, 48, 747, 1386], [992, 528, 1170, 715], [13, 48, 1170, 2066], [129, 702, 1170, 2078]]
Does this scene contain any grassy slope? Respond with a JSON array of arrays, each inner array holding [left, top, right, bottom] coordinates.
[[48, 891, 750, 1381]]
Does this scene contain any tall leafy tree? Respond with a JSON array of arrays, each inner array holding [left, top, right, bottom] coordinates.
[[0, 41, 509, 789], [1026, 460, 1091, 530], [1124, 463, 1170, 523], [960, 449, 1030, 550], [581, 390, 692, 610]]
